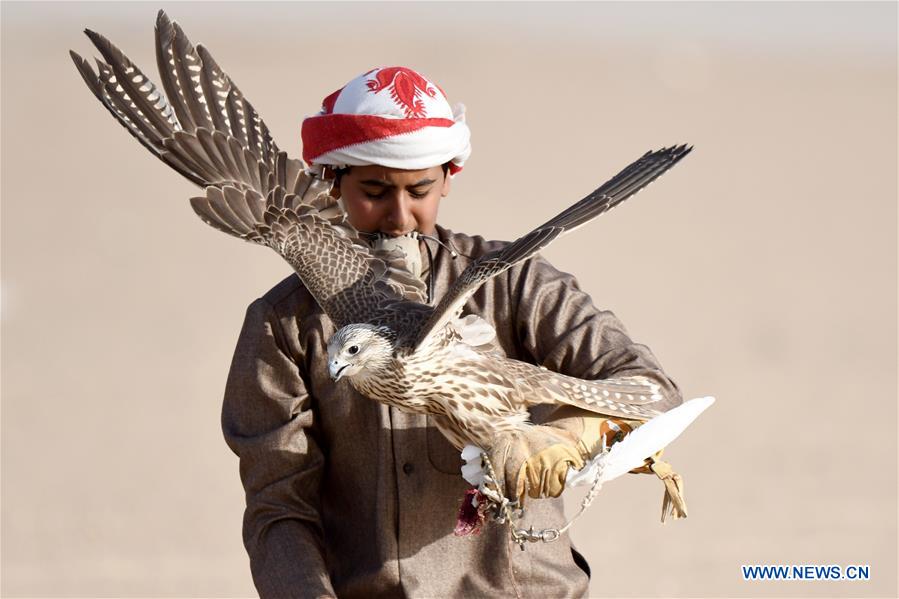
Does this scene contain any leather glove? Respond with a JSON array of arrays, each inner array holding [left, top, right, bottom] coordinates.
[[541, 405, 641, 458], [486, 425, 585, 507], [485, 406, 633, 507]]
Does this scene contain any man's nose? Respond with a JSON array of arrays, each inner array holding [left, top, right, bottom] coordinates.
[[386, 194, 413, 231]]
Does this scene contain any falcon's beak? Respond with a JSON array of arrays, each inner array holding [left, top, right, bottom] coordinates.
[[329, 360, 350, 381]]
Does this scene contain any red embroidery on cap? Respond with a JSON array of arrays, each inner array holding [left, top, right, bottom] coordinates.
[[301, 114, 454, 163], [321, 88, 341, 114], [366, 67, 438, 118]]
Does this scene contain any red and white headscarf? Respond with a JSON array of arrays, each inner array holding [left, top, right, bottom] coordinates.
[[301, 66, 471, 174]]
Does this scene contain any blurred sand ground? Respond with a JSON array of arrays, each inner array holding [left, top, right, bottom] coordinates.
[[1, 1, 896, 597]]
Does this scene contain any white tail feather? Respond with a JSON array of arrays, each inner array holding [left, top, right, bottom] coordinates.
[[567, 396, 715, 487]]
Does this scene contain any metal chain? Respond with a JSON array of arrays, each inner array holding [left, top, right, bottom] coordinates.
[[479, 450, 606, 551]]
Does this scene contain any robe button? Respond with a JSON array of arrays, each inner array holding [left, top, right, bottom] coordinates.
[[402, 462, 414, 475]]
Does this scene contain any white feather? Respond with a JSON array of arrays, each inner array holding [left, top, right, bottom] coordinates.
[[461, 445, 482, 461], [461, 444, 487, 486], [567, 396, 715, 487], [451, 314, 497, 347]]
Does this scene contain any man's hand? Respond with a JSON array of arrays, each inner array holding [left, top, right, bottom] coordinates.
[[486, 405, 650, 508], [486, 426, 586, 507], [489, 404, 688, 521]]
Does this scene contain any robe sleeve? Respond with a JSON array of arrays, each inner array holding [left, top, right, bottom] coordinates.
[[508, 255, 683, 420], [221, 298, 337, 599]]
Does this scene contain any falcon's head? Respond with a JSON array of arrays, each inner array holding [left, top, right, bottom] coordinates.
[[327, 324, 396, 382]]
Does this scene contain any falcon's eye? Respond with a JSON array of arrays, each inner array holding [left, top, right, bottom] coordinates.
[[347, 345, 360, 355]]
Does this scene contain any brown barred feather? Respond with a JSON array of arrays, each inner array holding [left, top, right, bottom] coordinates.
[[169, 22, 214, 131], [154, 12, 194, 133], [83, 29, 177, 138]]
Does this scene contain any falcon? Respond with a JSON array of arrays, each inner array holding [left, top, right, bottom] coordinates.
[[70, 11, 692, 452]]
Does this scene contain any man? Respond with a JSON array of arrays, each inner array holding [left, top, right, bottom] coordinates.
[[222, 66, 682, 598]]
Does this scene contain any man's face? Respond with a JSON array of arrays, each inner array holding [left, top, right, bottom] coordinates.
[[335, 165, 450, 237]]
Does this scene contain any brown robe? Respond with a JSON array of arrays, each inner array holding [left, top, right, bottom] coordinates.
[[222, 224, 682, 598]]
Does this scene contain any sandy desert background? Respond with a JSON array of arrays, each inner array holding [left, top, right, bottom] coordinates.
[[2, 1, 896, 597]]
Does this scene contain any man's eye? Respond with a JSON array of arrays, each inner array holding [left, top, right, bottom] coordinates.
[[409, 190, 428, 199], [347, 345, 359, 355], [364, 192, 385, 200]]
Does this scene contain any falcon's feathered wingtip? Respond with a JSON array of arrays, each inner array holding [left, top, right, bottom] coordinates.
[[68, 28, 112, 88], [68, 49, 102, 100], [67, 29, 106, 88], [651, 143, 693, 159], [156, 9, 172, 27]]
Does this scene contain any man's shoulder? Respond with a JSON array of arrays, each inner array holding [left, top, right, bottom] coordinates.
[[440, 226, 555, 274], [255, 273, 318, 315], [438, 226, 508, 256]]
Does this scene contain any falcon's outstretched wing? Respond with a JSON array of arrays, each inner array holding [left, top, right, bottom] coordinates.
[[506, 357, 671, 420], [409, 145, 692, 351], [70, 11, 426, 327]]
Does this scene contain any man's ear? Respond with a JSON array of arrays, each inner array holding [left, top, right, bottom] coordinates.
[[441, 170, 452, 198]]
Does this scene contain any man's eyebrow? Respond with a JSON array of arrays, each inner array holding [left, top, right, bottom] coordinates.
[[409, 178, 437, 187], [358, 178, 437, 187]]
